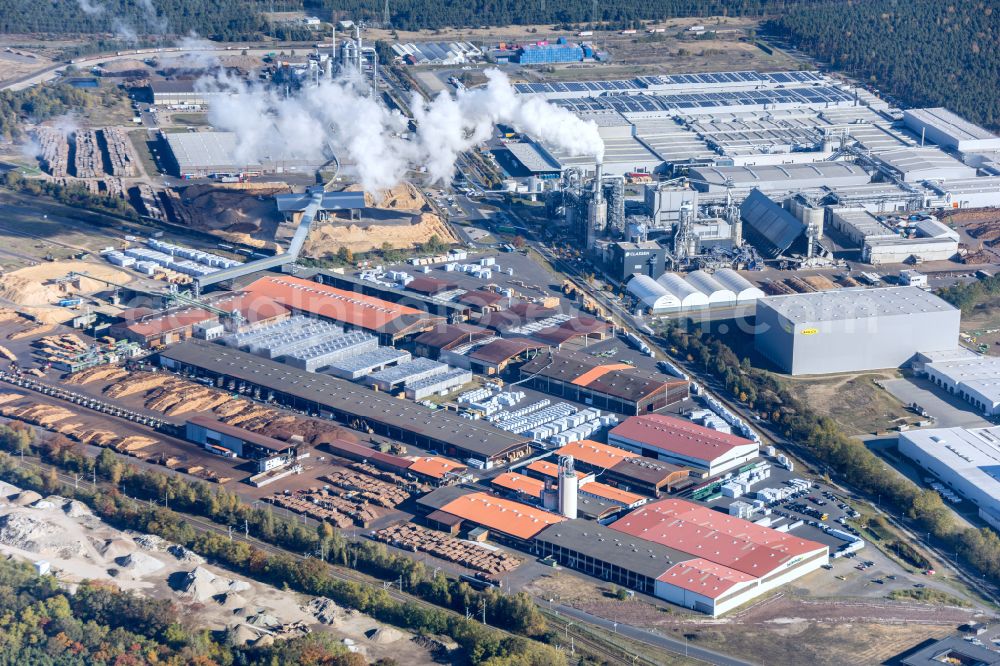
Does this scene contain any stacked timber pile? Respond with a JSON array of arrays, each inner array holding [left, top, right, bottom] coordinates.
[[372, 523, 521, 575], [64, 365, 129, 385], [102, 127, 137, 177], [73, 129, 104, 178], [33, 128, 69, 177]]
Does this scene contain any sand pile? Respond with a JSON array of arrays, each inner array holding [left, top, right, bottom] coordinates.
[[0, 513, 87, 557], [116, 551, 165, 576], [246, 610, 281, 629], [100, 538, 136, 559], [168, 544, 204, 564], [0, 261, 132, 308], [176, 566, 251, 602], [305, 597, 343, 625], [230, 624, 263, 646], [62, 500, 92, 519], [215, 591, 248, 610], [366, 627, 404, 644], [12, 491, 42, 506], [132, 534, 169, 551]]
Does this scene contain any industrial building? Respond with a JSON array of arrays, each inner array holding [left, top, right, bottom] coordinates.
[[417, 488, 565, 546], [827, 209, 959, 264], [739, 189, 807, 258], [312, 270, 472, 320], [413, 323, 496, 359], [158, 340, 531, 467], [441, 337, 546, 375], [871, 147, 976, 183], [163, 131, 322, 178], [754, 287, 960, 375], [531, 318, 613, 348], [900, 636, 1000, 666], [627, 269, 762, 313], [243, 275, 444, 344], [924, 177, 1000, 210], [518, 348, 689, 415], [514, 39, 585, 65], [553, 439, 691, 496], [903, 108, 1000, 153], [149, 80, 226, 107], [898, 426, 1000, 530], [391, 41, 481, 65], [110, 292, 290, 348], [608, 241, 666, 282], [690, 163, 870, 194], [185, 416, 297, 472], [510, 69, 1000, 258], [922, 356, 1000, 416], [535, 497, 827, 616], [608, 414, 758, 476], [607, 499, 828, 615]]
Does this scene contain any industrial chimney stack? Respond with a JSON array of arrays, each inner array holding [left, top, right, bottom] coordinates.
[[558, 455, 579, 519]]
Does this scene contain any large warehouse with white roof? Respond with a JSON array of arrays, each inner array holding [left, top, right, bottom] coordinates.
[[754, 287, 961, 375], [898, 426, 1000, 531]]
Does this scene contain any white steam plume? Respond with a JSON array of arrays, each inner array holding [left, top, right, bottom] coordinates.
[[202, 73, 414, 192], [77, 0, 104, 15], [162, 32, 220, 69], [112, 17, 139, 44], [198, 67, 604, 191], [138, 0, 168, 34], [411, 69, 604, 182]]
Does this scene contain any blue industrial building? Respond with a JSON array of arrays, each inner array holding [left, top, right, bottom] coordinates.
[[516, 39, 584, 65]]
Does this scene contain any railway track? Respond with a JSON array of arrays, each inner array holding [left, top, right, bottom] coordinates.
[[9, 456, 636, 666]]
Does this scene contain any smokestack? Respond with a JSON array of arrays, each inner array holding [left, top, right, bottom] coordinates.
[[558, 456, 578, 519], [593, 161, 604, 203]]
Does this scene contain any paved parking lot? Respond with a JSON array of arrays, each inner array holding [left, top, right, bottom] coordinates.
[[702, 462, 861, 552], [882, 377, 991, 429]]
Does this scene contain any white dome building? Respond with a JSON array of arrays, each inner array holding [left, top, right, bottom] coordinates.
[[685, 270, 737, 306], [713, 269, 766, 304], [628, 275, 681, 312], [657, 273, 709, 309]]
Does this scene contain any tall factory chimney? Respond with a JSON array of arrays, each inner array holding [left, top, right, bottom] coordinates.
[[557, 455, 579, 519], [586, 161, 608, 249]]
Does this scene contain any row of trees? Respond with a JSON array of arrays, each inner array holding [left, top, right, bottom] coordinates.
[[0, 0, 292, 42], [0, 426, 565, 665], [660, 321, 1000, 584], [1, 171, 139, 220], [0, 553, 384, 665], [769, 0, 999, 131], [0, 84, 92, 141], [0, 0, 832, 39], [936, 271, 1000, 314], [313, 0, 821, 31]]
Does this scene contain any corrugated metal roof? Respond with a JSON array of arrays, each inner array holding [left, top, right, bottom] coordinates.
[[740, 189, 805, 258]]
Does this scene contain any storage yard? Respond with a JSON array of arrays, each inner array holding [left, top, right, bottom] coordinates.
[[1, 30, 998, 666]]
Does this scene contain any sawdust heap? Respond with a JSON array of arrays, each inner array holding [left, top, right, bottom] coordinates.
[[0, 261, 132, 308], [348, 181, 424, 211]]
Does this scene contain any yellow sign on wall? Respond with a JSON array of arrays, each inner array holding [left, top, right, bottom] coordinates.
[[799, 328, 819, 335]]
